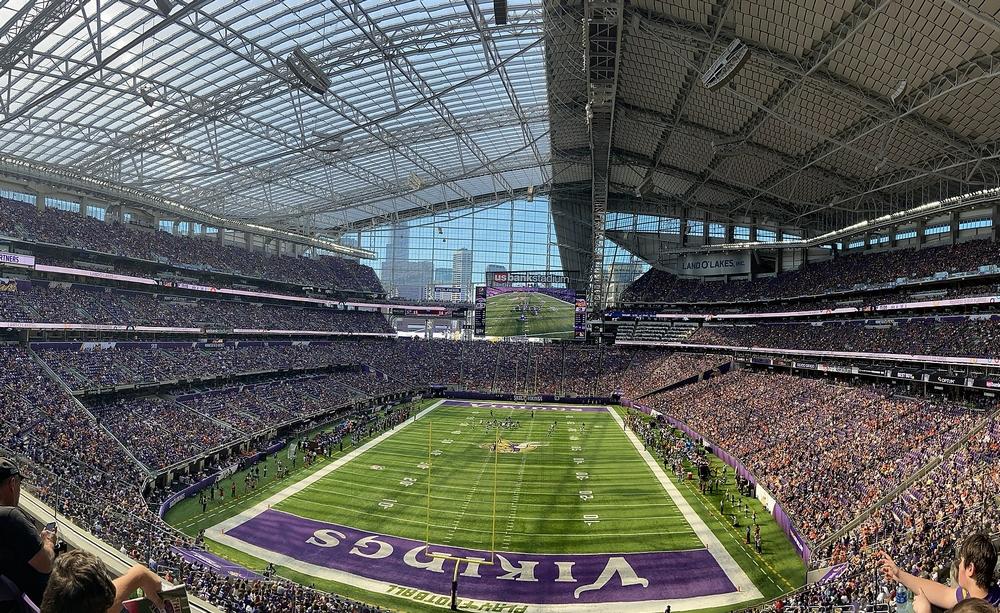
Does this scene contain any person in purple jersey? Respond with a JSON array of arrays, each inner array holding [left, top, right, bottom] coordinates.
[[949, 597, 998, 613], [880, 533, 1000, 610]]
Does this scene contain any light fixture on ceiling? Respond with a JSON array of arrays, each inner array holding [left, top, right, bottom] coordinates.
[[710, 135, 745, 157], [701, 39, 750, 91], [153, 0, 173, 16], [407, 172, 423, 190], [311, 131, 343, 153], [890, 79, 907, 103], [286, 47, 330, 95]]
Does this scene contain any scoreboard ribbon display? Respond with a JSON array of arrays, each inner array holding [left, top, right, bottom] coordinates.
[[473, 286, 487, 336]]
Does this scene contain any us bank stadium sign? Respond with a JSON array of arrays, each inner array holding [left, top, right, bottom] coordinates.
[[488, 271, 571, 287]]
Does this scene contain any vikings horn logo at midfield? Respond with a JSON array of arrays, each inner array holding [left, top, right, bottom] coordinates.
[[480, 439, 542, 453]]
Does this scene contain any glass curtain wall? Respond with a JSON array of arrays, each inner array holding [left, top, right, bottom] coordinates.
[[351, 197, 648, 302], [353, 198, 563, 300]]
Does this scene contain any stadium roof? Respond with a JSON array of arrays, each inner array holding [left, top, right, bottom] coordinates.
[[547, 0, 1000, 298], [0, 0, 549, 233], [3, 0, 1000, 298]]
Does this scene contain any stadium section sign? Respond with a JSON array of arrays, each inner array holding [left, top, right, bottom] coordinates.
[[678, 252, 749, 277]]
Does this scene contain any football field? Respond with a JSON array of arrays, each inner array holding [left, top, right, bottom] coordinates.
[[485, 291, 576, 338], [189, 399, 804, 612]]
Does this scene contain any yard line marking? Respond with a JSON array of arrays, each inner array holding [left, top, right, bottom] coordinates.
[[501, 405, 535, 549], [208, 400, 445, 535], [608, 408, 763, 601]]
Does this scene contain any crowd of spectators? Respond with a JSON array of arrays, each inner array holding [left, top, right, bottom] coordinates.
[[4, 331, 998, 612], [85, 369, 410, 470], [0, 281, 393, 333], [177, 370, 408, 437], [621, 238, 1000, 304], [38, 343, 360, 391], [1, 343, 396, 612], [613, 280, 1000, 317], [686, 319, 1000, 358], [644, 370, 982, 544], [87, 396, 240, 470], [38, 338, 720, 400], [0, 196, 384, 294], [305, 339, 721, 399], [764, 417, 1000, 611]]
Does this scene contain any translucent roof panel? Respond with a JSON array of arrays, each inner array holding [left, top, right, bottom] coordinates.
[[0, 0, 548, 232]]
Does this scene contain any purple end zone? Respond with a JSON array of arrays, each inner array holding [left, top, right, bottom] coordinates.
[[224, 509, 735, 605], [441, 400, 609, 413]]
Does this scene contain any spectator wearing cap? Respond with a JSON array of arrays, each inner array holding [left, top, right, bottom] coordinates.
[[0, 457, 56, 609]]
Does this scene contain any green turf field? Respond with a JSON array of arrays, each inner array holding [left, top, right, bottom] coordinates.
[[273, 403, 699, 554], [484, 291, 575, 339], [166, 400, 805, 612]]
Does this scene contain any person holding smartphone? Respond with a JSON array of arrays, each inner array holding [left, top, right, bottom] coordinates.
[[0, 457, 55, 609]]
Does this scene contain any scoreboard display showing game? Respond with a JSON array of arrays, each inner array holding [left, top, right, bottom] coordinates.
[[475, 271, 586, 339]]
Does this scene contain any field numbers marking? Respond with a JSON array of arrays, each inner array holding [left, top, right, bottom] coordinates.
[[430, 449, 442, 456], [442, 439, 454, 444], [575, 471, 589, 480], [451, 430, 462, 435], [399, 477, 417, 487], [571, 446, 582, 452], [573, 457, 585, 464], [579, 490, 594, 501], [370, 465, 384, 471], [378, 499, 396, 509], [583, 514, 600, 526], [417, 462, 430, 470]]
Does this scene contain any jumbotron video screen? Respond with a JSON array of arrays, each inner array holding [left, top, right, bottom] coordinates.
[[474, 272, 587, 339]]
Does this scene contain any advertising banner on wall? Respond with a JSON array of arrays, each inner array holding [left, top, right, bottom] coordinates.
[[0, 252, 35, 268], [972, 376, 1000, 390], [927, 372, 965, 386], [676, 251, 750, 277]]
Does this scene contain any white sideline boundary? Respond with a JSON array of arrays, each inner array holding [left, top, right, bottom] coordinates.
[[210, 399, 446, 533], [206, 399, 763, 612], [607, 408, 762, 604]]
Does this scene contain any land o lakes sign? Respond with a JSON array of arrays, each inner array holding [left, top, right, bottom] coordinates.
[[676, 251, 750, 277]]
